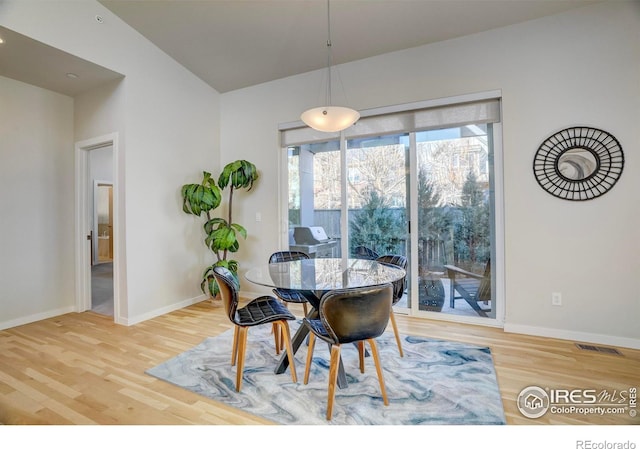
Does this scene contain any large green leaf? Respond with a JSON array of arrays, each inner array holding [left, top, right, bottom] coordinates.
[[210, 226, 237, 250], [226, 239, 240, 253], [204, 219, 247, 252], [225, 259, 239, 272], [182, 184, 198, 214], [218, 160, 259, 191], [230, 223, 247, 240], [181, 171, 222, 217], [204, 217, 227, 234]]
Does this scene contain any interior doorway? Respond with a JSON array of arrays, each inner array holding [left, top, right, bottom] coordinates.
[[75, 133, 121, 323]]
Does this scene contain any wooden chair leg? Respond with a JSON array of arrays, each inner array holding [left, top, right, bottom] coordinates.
[[358, 341, 365, 373], [388, 309, 404, 357], [235, 326, 248, 392], [278, 320, 298, 383], [304, 332, 316, 384], [326, 344, 341, 420], [272, 323, 281, 355], [367, 338, 389, 406], [280, 306, 290, 351], [302, 302, 309, 316], [231, 325, 239, 366]]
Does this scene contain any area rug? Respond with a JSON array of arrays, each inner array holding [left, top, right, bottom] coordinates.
[[146, 322, 506, 425]]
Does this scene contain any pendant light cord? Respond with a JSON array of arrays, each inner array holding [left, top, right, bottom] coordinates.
[[326, 0, 332, 107], [300, 0, 359, 132]]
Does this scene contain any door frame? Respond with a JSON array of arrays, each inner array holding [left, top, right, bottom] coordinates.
[[75, 132, 123, 323]]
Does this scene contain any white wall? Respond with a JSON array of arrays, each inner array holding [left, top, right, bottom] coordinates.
[[0, 76, 76, 327], [1, 1, 221, 325], [221, 2, 640, 347]]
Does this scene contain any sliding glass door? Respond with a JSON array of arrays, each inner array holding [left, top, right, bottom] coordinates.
[[414, 126, 496, 319], [281, 93, 502, 324], [346, 134, 411, 307]]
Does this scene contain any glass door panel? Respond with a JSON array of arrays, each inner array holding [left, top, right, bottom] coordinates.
[[346, 134, 411, 308], [287, 141, 342, 258], [415, 125, 495, 319]]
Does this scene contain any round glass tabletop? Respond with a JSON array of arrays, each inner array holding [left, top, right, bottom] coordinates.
[[245, 257, 405, 292]]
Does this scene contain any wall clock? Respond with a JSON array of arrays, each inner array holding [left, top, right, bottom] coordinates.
[[532, 126, 624, 201]]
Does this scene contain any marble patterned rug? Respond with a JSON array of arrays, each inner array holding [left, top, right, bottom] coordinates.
[[146, 322, 506, 425]]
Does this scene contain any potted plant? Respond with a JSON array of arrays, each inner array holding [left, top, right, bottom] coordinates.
[[181, 160, 259, 300]]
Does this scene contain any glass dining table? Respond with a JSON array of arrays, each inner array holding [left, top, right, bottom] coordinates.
[[245, 257, 406, 388]]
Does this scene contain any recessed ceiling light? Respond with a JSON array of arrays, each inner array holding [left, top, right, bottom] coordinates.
[[66, 72, 79, 79], [0, 37, 4, 44]]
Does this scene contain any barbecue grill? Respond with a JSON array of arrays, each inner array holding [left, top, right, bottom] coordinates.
[[290, 226, 338, 258]]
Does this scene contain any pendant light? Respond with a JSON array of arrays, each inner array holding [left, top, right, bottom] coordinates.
[[301, 0, 359, 132]]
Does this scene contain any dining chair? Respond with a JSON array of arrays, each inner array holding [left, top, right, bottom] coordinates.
[[375, 254, 407, 357], [352, 245, 380, 260], [302, 283, 393, 420], [268, 251, 311, 317], [212, 266, 298, 392]]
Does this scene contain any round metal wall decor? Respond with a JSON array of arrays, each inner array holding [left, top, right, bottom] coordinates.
[[533, 126, 624, 201]]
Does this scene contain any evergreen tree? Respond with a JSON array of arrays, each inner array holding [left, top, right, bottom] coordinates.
[[417, 168, 452, 271], [453, 170, 490, 269], [349, 189, 405, 255]]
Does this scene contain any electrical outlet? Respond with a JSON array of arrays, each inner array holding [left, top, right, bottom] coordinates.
[[255, 212, 262, 222], [551, 292, 562, 306]]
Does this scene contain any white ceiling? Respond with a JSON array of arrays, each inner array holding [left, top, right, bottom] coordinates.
[[99, 0, 600, 93], [0, 1, 600, 96]]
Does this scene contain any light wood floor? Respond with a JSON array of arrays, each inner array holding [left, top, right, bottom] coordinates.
[[1, 300, 638, 425]]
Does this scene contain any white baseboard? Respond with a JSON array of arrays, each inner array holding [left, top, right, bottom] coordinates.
[[123, 294, 208, 326], [504, 323, 640, 350], [0, 305, 76, 331], [243, 288, 640, 350], [0, 294, 209, 330], [6, 296, 636, 353]]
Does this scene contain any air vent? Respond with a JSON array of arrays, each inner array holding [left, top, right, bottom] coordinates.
[[576, 343, 623, 356]]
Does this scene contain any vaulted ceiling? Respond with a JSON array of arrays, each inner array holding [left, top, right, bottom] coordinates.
[[0, 1, 599, 96], [98, 0, 599, 93]]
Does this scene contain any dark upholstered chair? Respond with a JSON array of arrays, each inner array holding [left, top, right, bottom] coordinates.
[[444, 259, 491, 317], [375, 255, 407, 357], [212, 266, 298, 392], [352, 246, 380, 260], [269, 251, 310, 317], [302, 284, 393, 420]]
